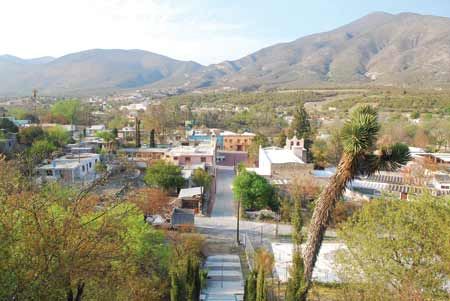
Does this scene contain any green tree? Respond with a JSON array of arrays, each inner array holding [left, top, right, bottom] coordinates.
[[18, 126, 45, 145], [248, 133, 269, 164], [45, 126, 71, 147], [0, 118, 18, 133], [192, 168, 212, 191], [150, 129, 156, 147], [51, 99, 81, 124], [290, 102, 311, 139], [0, 161, 170, 300], [233, 170, 276, 211], [337, 195, 450, 300], [303, 106, 411, 294], [144, 160, 185, 192], [275, 130, 287, 147], [285, 200, 307, 301]]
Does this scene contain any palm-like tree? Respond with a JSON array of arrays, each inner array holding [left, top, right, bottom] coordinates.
[[302, 106, 411, 291]]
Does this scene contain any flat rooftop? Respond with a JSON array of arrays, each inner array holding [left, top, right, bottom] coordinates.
[[262, 147, 304, 164]]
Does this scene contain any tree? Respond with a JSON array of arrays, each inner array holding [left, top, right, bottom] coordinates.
[[111, 127, 118, 138], [275, 130, 287, 147], [192, 168, 212, 192], [96, 131, 116, 152], [311, 139, 328, 168], [45, 126, 71, 147], [0, 160, 170, 300], [233, 170, 276, 211], [51, 99, 81, 124], [285, 200, 307, 301], [336, 195, 450, 300], [302, 106, 411, 294], [150, 129, 156, 147], [248, 133, 269, 165], [18, 126, 45, 145], [290, 102, 311, 139], [0, 118, 18, 133], [128, 188, 170, 216], [144, 160, 185, 192]]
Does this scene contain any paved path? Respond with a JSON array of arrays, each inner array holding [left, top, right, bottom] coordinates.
[[211, 166, 236, 217], [201, 255, 244, 301]]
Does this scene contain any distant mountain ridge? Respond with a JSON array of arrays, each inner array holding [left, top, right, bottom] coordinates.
[[2, 12, 450, 95]]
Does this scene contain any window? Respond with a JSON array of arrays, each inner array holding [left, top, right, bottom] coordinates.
[[237, 139, 240, 143], [89, 162, 92, 168], [46, 170, 53, 176], [82, 165, 85, 172], [297, 142, 300, 146], [185, 157, 191, 163], [201, 157, 206, 163], [174, 156, 178, 160]]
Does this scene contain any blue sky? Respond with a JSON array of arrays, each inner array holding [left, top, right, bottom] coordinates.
[[1, 0, 450, 65]]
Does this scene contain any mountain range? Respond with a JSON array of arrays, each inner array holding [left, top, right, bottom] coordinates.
[[2, 12, 450, 96]]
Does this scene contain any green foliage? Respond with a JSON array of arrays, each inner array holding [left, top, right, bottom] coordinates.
[[144, 160, 185, 191], [291, 102, 311, 139], [233, 170, 276, 211], [0, 118, 18, 133], [286, 200, 307, 301], [96, 130, 115, 142], [337, 195, 450, 300], [248, 133, 269, 163], [18, 126, 45, 145], [170, 255, 201, 301], [150, 129, 156, 147], [256, 268, 266, 301], [244, 271, 257, 301], [51, 99, 82, 124], [45, 126, 71, 147], [0, 168, 170, 300], [192, 168, 212, 191]]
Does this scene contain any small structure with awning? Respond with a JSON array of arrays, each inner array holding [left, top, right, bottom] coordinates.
[[178, 186, 203, 212]]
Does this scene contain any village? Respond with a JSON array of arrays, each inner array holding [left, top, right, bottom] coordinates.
[[1, 96, 449, 300]]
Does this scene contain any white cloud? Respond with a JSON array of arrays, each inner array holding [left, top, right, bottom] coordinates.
[[0, 0, 273, 64]]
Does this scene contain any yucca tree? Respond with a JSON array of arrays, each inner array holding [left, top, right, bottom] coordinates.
[[302, 106, 411, 291]]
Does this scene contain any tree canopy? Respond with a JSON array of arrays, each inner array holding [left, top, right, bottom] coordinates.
[[232, 170, 276, 211], [337, 195, 450, 300], [144, 160, 185, 192]]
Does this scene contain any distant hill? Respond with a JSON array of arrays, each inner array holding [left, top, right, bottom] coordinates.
[[187, 12, 450, 90], [3, 12, 450, 95], [0, 50, 202, 96]]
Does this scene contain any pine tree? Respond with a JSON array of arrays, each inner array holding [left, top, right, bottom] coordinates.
[[150, 129, 156, 147], [285, 199, 307, 301], [192, 260, 201, 301], [291, 102, 311, 140]]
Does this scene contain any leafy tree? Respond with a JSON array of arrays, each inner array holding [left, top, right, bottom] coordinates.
[[51, 99, 81, 124], [233, 170, 275, 211], [311, 139, 328, 168], [0, 118, 18, 133], [0, 160, 170, 300], [144, 160, 185, 192], [337, 195, 450, 300], [303, 106, 411, 295], [192, 168, 212, 191], [18, 126, 45, 145], [111, 127, 118, 138], [45, 126, 71, 147], [96, 131, 116, 152], [150, 129, 156, 147]]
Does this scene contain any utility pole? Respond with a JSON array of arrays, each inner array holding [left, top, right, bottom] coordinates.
[[236, 198, 240, 245]]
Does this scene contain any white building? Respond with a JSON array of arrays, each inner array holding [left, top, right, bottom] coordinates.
[[86, 124, 106, 136], [37, 153, 101, 183]]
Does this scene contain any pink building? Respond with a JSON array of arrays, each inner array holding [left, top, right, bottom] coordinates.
[[166, 145, 215, 168]]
